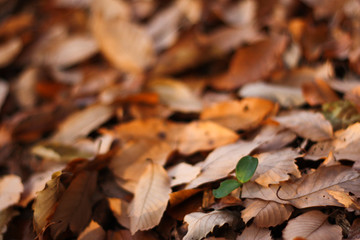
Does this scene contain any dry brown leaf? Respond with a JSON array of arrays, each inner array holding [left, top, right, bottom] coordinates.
[[91, 0, 155, 73], [0, 38, 22, 67], [200, 98, 275, 131], [20, 165, 64, 207], [167, 163, 201, 187], [236, 224, 272, 240], [300, 0, 345, 19], [147, 78, 203, 113], [183, 210, 239, 240], [238, 82, 305, 108], [50, 171, 98, 239], [242, 165, 360, 209], [0, 207, 19, 238], [128, 161, 171, 234], [51, 104, 114, 144], [33, 172, 65, 234], [108, 198, 130, 229], [186, 125, 289, 189], [0, 80, 9, 111], [242, 199, 293, 227], [273, 110, 333, 141], [217, 0, 257, 27], [282, 210, 342, 240], [109, 139, 173, 193], [253, 148, 302, 187], [115, 118, 238, 155], [78, 220, 106, 240], [34, 35, 98, 68], [307, 123, 360, 161], [13, 67, 38, 109], [210, 35, 288, 90], [0, 175, 23, 211], [302, 78, 339, 106]]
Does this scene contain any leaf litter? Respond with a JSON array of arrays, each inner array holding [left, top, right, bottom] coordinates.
[[1, 0, 360, 239]]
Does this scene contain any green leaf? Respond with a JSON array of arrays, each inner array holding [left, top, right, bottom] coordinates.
[[235, 156, 258, 183], [213, 179, 241, 198]]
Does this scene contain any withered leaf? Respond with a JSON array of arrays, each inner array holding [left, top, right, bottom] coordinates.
[[50, 171, 98, 239], [108, 198, 130, 229], [273, 110, 333, 141], [77, 220, 106, 240], [0, 38, 22, 68], [282, 210, 342, 240], [0, 80, 9, 111], [183, 210, 239, 240], [237, 224, 272, 240], [200, 98, 275, 131], [242, 199, 293, 228], [128, 161, 171, 234], [167, 162, 201, 187], [242, 165, 360, 209], [210, 35, 288, 90]]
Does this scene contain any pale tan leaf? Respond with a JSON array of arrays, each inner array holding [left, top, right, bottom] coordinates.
[[78, 220, 106, 240], [200, 98, 275, 131], [183, 210, 239, 240], [35, 35, 98, 67], [128, 161, 171, 234], [147, 78, 203, 112], [91, 0, 155, 73], [326, 190, 360, 209], [167, 162, 201, 187], [108, 198, 130, 229], [109, 139, 173, 193], [33, 172, 65, 234], [14, 67, 38, 109], [220, 0, 257, 27], [273, 110, 333, 141], [51, 104, 114, 144], [242, 199, 293, 227], [0, 175, 23, 211], [186, 125, 288, 189], [283, 210, 342, 240], [0, 38, 22, 67], [0, 80, 9, 111], [253, 148, 302, 187], [242, 165, 360, 208], [238, 82, 305, 108], [236, 224, 272, 240], [50, 171, 98, 239], [307, 123, 360, 161]]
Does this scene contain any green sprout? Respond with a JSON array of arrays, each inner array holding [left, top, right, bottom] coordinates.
[[213, 156, 258, 198]]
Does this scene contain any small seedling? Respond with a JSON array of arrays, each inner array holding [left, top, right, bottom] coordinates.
[[213, 156, 258, 198]]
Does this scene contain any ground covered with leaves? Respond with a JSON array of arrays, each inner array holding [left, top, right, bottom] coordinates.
[[1, 0, 360, 239]]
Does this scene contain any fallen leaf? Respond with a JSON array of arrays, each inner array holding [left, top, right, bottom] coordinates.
[[253, 148, 302, 187], [183, 210, 239, 240], [91, 0, 155, 73], [210, 35, 288, 90], [238, 82, 305, 108], [200, 98, 276, 131], [78, 220, 106, 240], [273, 110, 333, 141], [236, 224, 272, 240], [167, 163, 201, 187], [242, 165, 360, 208], [302, 78, 339, 106], [50, 171, 98, 239], [13, 67, 38, 109], [322, 100, 360, 131], [128, 161, 171, 234], [0, 38, 22, 67], [33, 172, 65, 234], [0, 80, 9, 111], [307, 122, 360, 161], [282, 210, 342, 240], [109, 139, 173, 193], [0, 175, 23, 212], [0, 207, 19, 238], [147, 78, 203, 113], [51, 104, 114, 144], [242, 199, 293, 227]]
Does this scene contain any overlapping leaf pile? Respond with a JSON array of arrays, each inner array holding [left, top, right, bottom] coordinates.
[[1, 0, 360, 239]]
